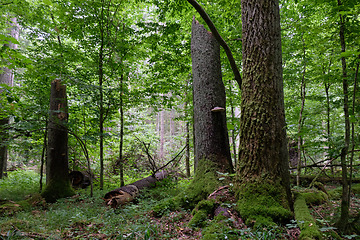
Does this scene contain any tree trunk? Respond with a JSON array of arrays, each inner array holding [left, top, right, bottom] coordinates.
[[192, 18, 233, 173], [42, 79, 74, 202], [336, 0, 350, 232], [228, 80, 238, 168], [0, 17, 18, 179], [119, 74, 125, 187], [185, 121, 191, 177], [236, 0, 292, 226]]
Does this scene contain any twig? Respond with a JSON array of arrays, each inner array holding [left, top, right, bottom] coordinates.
[[153, 144, 188, 175]]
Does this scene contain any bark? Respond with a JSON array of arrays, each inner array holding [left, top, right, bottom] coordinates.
[[191, 18, 233, 173], [39, 121, 47, 191], [349, 56, 359, 202], [104, 171, 170, 208], [119, 74, 124, 187], [236, 0, 292, 223], [0, 17, 18, 179], [42, 79, 74, 202], [159, 109, 165, 159], [336, 0, 350, 232], [99, 3, 105, 190], [186, 0, 241, 88], [185, 121, 191, 177]]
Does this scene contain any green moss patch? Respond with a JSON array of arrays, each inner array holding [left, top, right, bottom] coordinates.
[[188, 199, 216, 228], [153, 158, 222, 217], [202, 214, 239, 240], [301, 191, 328, 205], [236, 181, 292, 228], [41, 180, 75, 203], [351, 184, 360, 194], [294, 194, 322, 240], [0, 194, 46, 217]]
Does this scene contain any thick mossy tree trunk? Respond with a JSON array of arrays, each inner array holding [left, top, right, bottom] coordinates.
[[42, 79, 74, 202], [236, 0, 293, 227], [192, 18, 233, 173]]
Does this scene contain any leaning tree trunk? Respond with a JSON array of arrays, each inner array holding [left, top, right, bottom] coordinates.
[[0, 17, 18, 179], [41, 79, 74, 202], [192, 18, 233, 173], [236, 0, 292, 226]]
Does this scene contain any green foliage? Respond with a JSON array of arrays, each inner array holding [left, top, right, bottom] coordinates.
[[41, 179, 75, 203], [0, 170, 41, 201]]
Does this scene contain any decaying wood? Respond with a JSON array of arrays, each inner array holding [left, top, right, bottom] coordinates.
[[69, 171, 92, 189], [104, 171, 170, 208], [291, 175, 360, 185]]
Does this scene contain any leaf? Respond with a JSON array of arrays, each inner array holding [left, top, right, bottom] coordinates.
[[43, 0, 52, 5]]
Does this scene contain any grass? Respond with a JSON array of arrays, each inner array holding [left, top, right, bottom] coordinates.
[[3, 170, 358, 239], [0, 170, 190, 239], [0, 170, 41, 201]]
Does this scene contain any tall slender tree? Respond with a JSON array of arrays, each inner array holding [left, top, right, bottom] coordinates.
[[336, 0, 350, 232]]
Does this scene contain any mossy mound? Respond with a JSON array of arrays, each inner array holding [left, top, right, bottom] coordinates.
[[188, 199, 216, 228], [352, 183, 360, 194], [327, 187, 342, 200], [294, 194, 322, 240], [0, 194, 46, 216], [153, 158, 222, 217], [41, 180, 75, 203], [236, 180, 292, 228], [301, 190, 328, 205], [202, 214, 239, 240]]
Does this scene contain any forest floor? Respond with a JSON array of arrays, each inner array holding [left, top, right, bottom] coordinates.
[[0, 170, 359, 239]]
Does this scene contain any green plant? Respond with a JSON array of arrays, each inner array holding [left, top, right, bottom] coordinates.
[[0, 170, 42, 201]]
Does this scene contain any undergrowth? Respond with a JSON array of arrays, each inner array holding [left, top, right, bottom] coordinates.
[[2, 170, 358, 239]]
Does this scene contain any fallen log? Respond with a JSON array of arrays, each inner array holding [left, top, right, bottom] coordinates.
[[291, 175, 360, 185], [104, 171, 170, 208]]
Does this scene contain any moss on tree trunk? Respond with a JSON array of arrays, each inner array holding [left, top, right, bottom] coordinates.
[[42, 79, 74, 202], [236, 0, 292, 226]]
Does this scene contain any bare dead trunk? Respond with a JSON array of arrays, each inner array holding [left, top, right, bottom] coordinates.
[[42, 79, 74, 202], [192, 18, 233, 173]]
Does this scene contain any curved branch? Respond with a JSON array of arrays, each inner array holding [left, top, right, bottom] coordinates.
[[187, 0, 242, 89]]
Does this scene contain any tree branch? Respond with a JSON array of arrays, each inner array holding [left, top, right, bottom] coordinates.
[[187, 0, 242, 89]]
